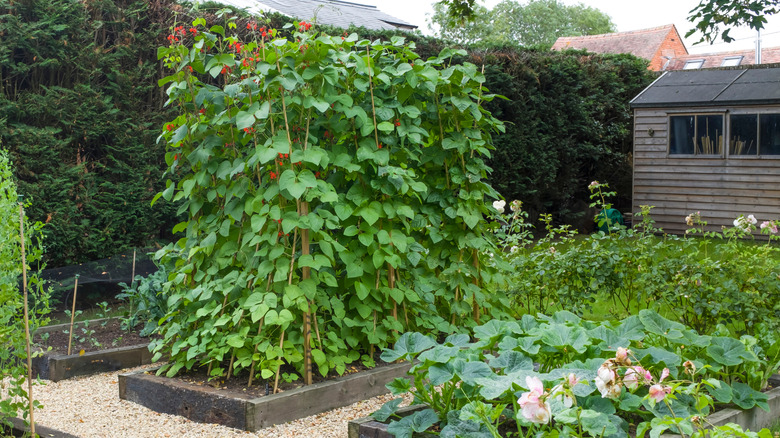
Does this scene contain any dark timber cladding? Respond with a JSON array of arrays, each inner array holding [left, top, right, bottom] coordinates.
[[629, 65, 780, 235]]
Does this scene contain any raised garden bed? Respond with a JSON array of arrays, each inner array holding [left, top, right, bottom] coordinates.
[[3, 417, 80, 438], [119, 361, 413, 431], [31, 318, 155, 382], [348, 375, 780, 438]]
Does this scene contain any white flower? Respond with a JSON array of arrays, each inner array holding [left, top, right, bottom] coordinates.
[[492, 200, 506, 213], [747, 214, 757, 225], [595, 363, 621, 399]]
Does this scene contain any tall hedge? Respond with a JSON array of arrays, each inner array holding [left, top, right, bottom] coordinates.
[[476, 48, 654, 224], [0, 0, 179, 266]]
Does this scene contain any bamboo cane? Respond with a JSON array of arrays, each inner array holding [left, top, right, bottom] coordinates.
[[19, 198, 35, 437], [301, 201, 312, 386], [67, 274, 80, 356], [272, 329, 285, 394], [247, 318, 264, 387]]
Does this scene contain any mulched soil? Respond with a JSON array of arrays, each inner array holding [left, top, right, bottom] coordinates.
[[34, 319, 157, 355], [173, 352, 391, 400]]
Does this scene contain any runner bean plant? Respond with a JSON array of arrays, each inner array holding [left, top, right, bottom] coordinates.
[[151, 11, 511, 384]]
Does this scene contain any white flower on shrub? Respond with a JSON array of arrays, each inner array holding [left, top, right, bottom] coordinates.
[[733, 214, 757, 232], [595, 363, 621, 399], [492, 199, 506, 213], [549, 373, 579, 408]]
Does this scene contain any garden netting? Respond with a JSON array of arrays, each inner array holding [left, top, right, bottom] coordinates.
[[39, 248, 158, 294]]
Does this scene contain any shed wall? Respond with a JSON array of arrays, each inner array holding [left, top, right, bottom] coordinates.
[[632, 107, 780, 234]]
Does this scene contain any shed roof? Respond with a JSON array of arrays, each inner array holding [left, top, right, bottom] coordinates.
[[253, 0, 417, 31], [630, 66, 780, 108]]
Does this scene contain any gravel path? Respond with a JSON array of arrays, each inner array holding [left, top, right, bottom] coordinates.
[[30, 365, 412, 438]]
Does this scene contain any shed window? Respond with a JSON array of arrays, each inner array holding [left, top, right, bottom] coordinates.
[[669, 114, 723, 155], [729, 113, 780, 156]]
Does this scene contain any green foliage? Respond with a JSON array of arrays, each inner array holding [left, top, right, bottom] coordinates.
[[505, 202, 780, 338], [0, 149, 50, 428], [117, 262, 170, 337], [151, 14, 511, 381], [688, 0, 779, 43], [430, 0, 616, 48], [481, 49, 653, 225], [377, 311, 774, 437], [0, 0, 180, 266]]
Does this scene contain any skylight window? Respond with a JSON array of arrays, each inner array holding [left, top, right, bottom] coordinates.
[[721, 56, 743, 67], [683, 60, 705, 70]]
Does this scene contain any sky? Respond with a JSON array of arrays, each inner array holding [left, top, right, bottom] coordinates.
[[356, 0, 780, 55], [218, 0, 780, 55]]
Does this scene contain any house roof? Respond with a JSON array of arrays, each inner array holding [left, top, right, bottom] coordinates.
[[551, 24, 684, 60], [252, 0, 417, 31], [630, 66, 780, 108], [664, 46, 780, 70]]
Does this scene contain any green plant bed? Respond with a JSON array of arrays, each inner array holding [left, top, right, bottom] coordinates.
[[31, 318, 156, 381], [365, 310, 780, 437], [119, 361, 412, 431], [350, 381, 780, 438]]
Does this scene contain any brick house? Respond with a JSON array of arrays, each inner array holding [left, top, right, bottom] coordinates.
[[551, 24, 688, 71], [665, 46, 780, 70]]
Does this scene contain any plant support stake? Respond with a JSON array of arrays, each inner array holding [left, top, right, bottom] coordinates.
[[67, 274, 80, 356], [18, 197, 35, 437]]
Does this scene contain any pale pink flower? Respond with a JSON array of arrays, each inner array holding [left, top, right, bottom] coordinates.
[[521, 400, 551, 424], [615, 347, 631, 365], [649, 384, 672, 402], [588, 181, 599, 190], [660, 368, 670, 382], [623, 366, 650, 390], [761, 221, 779, 234], [519, 376, 550, 424]]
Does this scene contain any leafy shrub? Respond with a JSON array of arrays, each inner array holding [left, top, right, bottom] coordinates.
[[376, 310, 774, 437], [500, 185, 780, 336]]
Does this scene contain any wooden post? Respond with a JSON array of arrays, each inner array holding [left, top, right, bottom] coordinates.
[[130, 248, 137, 287], [273, 330, 285, 394], [19, 199, 35, 437], [67, 275, 80, 356], [472, 249, 481, 323]]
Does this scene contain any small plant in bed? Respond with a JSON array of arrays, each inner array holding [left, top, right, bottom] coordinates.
[[374, 310, 778, 437]]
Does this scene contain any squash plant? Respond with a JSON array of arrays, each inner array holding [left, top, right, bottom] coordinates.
[[152, 12, 510, 385]]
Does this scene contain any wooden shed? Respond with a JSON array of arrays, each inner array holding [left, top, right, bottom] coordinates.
[[629, 66, 780, 234]]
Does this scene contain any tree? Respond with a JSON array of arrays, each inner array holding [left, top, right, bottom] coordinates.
[[430, 0, 616, 48], [687, 0, 779, 43]]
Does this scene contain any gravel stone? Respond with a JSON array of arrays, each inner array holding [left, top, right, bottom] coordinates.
[[28, 364, 412, 438]]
